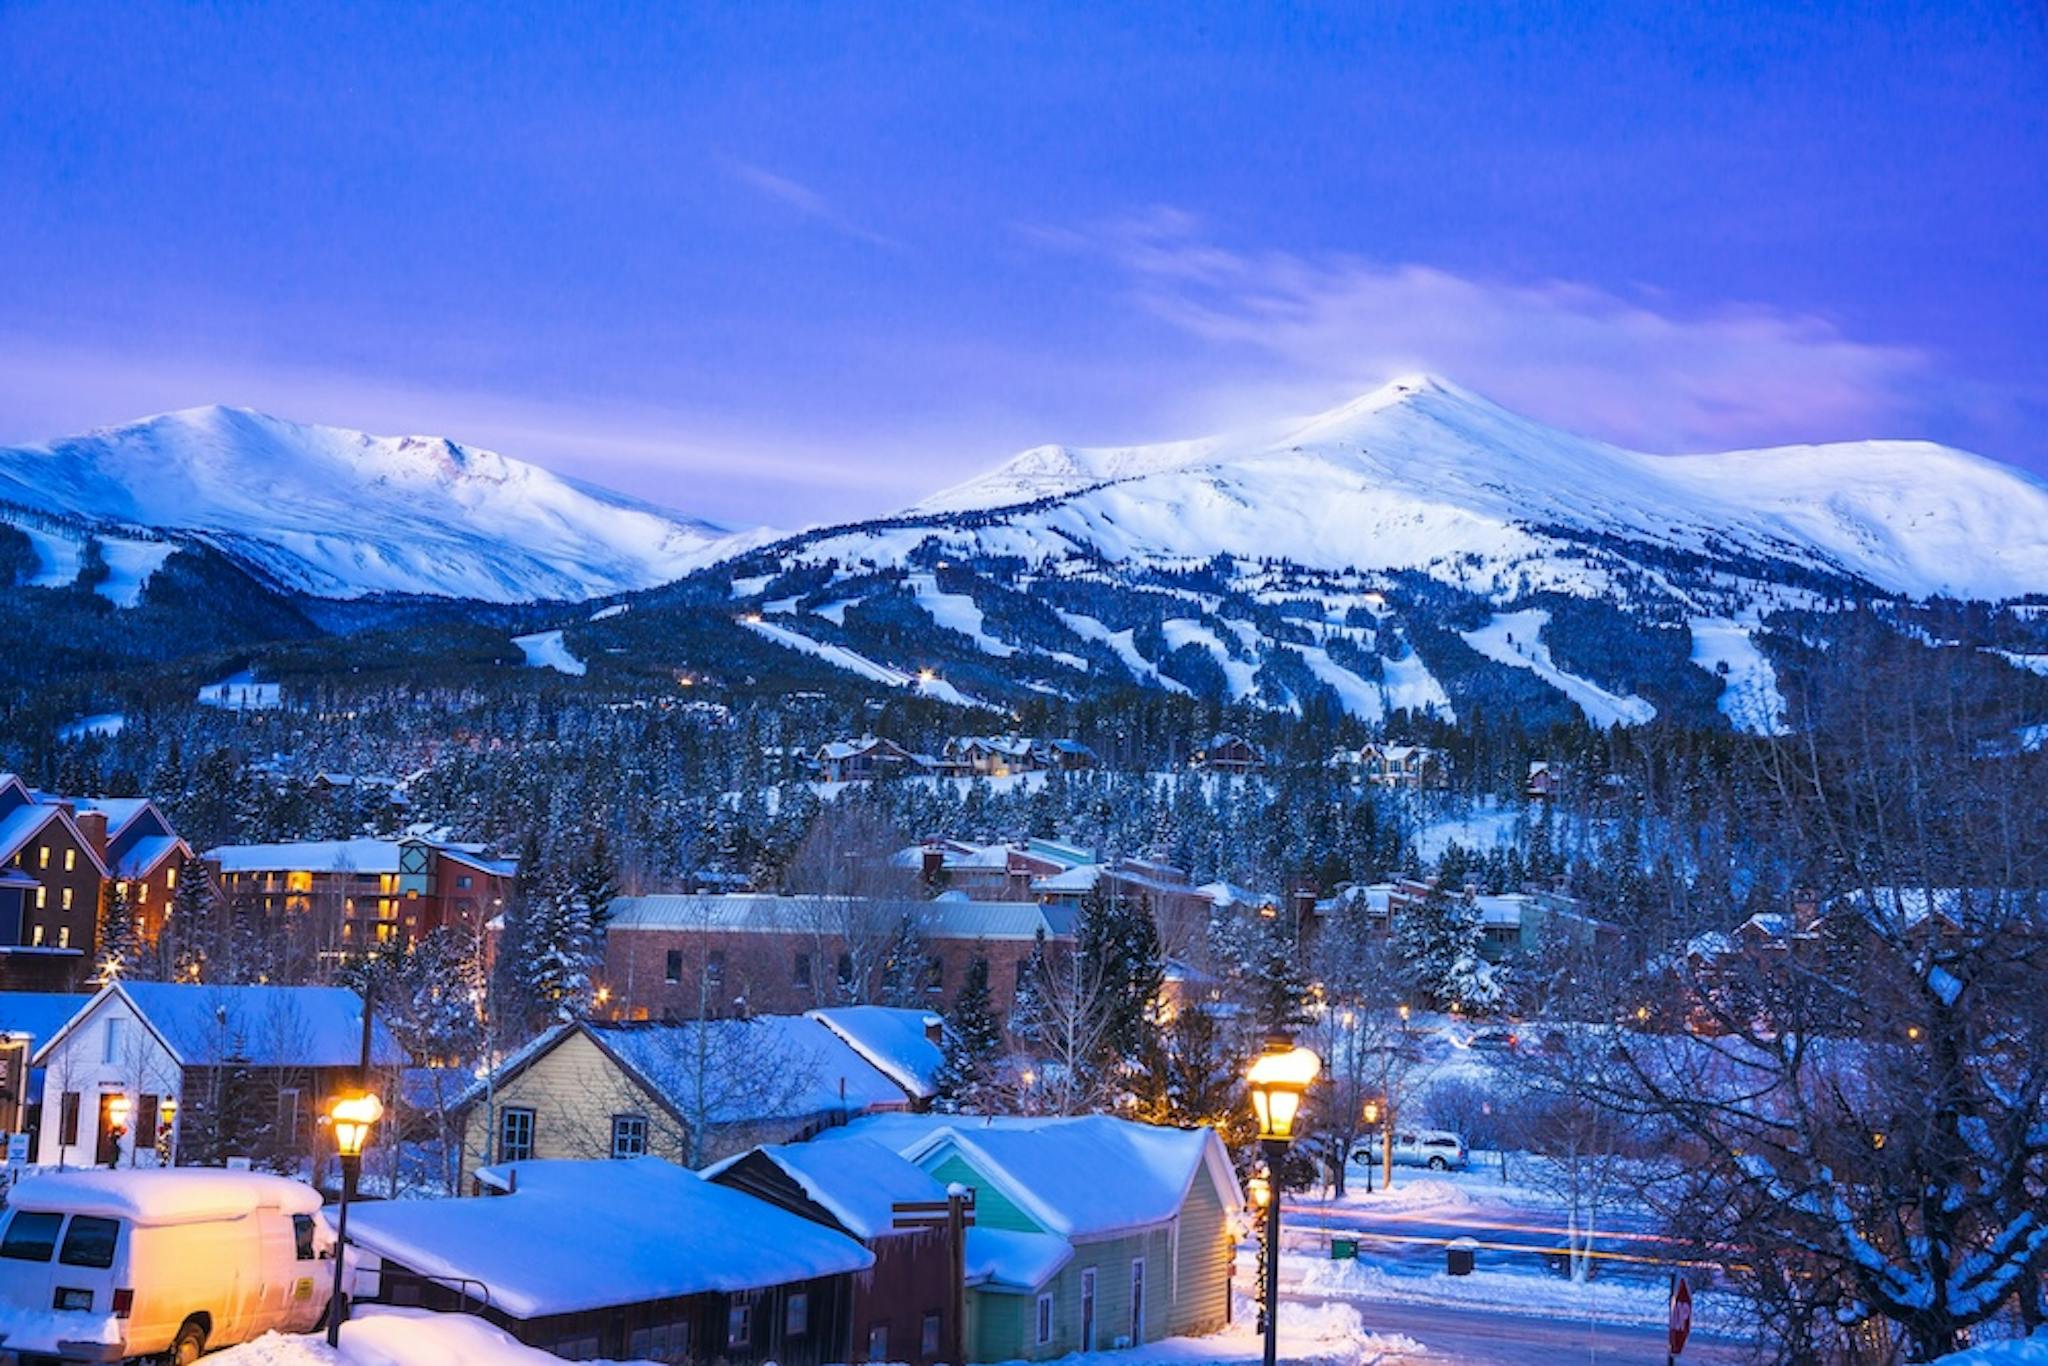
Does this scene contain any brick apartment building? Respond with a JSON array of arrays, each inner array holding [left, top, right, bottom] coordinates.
[[205, 835, 517, 956], [597, 894, 1080, 1024]]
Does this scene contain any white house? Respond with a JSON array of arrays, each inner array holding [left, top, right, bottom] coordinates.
[[31, 981, 406, 1170]]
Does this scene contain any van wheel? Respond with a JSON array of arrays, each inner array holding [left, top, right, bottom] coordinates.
[[1429, 1156, 1448, 1170], [169, 1316, 208, 1364]]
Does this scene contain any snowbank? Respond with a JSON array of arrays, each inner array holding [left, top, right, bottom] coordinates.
[[1937, 1332, 2048, 1364], [207, 1306, 659, 1365]]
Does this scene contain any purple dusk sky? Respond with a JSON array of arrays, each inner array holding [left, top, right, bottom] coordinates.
[[1, 0, 2042, 528]]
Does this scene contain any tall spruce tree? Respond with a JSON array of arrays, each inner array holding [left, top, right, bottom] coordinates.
[[92, 884, 140, 984], [936, 955, 1003, 1112]]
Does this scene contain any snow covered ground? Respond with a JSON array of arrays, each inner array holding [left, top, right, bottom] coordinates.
[[512, 629, 588, 676], [1459, 610, 1656, 728], [208, 1307, 652, 1365], [910, 572, 1016, 656], [1688, 616, 1788, 733], [1938, 1332, 2048, 1363], [198, 671, 283, 709]]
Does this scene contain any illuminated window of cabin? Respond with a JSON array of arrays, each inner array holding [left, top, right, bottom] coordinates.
[[63, 849, 75, 872], [166, 866, 177, 889]]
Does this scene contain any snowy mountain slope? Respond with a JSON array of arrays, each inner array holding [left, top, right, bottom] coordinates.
[[694, 375, 2048, 728], [828, 376, 2048, 602], [0, 406, 756, 603]]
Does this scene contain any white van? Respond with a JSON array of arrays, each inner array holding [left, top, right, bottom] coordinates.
[[0, 1169, 332, 1364]]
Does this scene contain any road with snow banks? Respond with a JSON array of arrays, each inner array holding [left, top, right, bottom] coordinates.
[[1297, 1292, 1758, 1364]]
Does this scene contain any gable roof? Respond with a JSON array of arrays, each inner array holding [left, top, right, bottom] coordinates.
[[0, 799, 111, 879], [725, 1137, 952, 1240], [35, 982, 407, 1068], [345, 1158, 872, 1318], [468, 1014, 913, 1131], [829, 1113, 1241, 1242]]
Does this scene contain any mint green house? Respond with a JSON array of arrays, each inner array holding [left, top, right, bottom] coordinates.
[[890, 1116, 1242, 1362]]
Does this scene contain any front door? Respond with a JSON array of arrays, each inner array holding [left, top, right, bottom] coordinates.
[[95, 1093, 121, 1166]]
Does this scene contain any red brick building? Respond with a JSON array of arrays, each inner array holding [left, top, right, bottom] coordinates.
[[598, 895, 1078, 1024], [205, 835, 517, 957], [0, 776, 112, 990]]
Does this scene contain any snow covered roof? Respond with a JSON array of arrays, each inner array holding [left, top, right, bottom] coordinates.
[[1195, 880, 1275, 910], [735, 1137, 951, 1240], [808, 1006, 946, 1101], [346, 1158, 873, 1318], [832, 1113, 1241, 1242], [37, 982, 407, 1069], [967, 1226, 1074, 1292], [206, 837, 404, 874], [7, 1168, 322, 1226], [586, 1016, 911, 1124], [1475, 894, 1530, 928], [0, 991, 91, 1047], [110, 833, 183, 881], [606, 894, 1073, 943]]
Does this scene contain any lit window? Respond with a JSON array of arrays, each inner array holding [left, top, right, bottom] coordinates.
[[116, 881, 129, 899], [58, 927, 70, 949], [165, 866, 177, 889], [37, 847, 48, 870], [61, 888, 73, 911], [31, 925, 44, 947], [137, 883, 148, 902], [35, 888, 45, 910], [63, 849, 75, 872]]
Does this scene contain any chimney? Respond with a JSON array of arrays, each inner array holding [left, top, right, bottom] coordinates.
[[922, 848, 943, 881], [76, 811, 109, 863]]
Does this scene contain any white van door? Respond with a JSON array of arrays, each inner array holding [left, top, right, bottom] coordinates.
[[0, 1207, 66, 1321]]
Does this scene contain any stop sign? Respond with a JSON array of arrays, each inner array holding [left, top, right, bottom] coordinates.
[[1668, 1276, 1694, 1357]]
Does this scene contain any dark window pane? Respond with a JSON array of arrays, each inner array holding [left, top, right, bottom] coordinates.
[[58, 1215, 119, 1269], [1, 1211, 62, 1261]]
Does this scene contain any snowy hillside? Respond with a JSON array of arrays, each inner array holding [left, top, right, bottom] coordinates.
[[691, 375, 2048, 730], [0, 406, 754, 603]]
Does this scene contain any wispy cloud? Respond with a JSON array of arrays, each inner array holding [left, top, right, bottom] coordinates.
[[1030, 208, 1940, 453], [727, 161, 901, 249]]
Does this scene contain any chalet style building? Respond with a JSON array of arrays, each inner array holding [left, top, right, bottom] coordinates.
[[1355, 743, 1449, 790], [457, 1012, 921, 1185], [710, 1138, 960, 1366], [598, 894, 1080, 1023], [31, 980, 406, 1170], [814, 737, 921, 783], [204, 835, 516, 953], [347, 1157, 875, 1366], [1190, 734, 1263, 775], [1527, 761, 1560, 799], [0, 776, 114, 990]]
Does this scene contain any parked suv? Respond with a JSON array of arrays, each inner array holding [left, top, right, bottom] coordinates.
[[1351, 1129, 1469, 1171]]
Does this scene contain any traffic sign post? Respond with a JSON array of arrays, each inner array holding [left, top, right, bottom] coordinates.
[[1667, 1274, 1693, 1362]]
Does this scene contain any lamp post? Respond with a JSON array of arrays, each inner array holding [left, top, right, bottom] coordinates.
[[1244, 1171, 1272, 1333], [1361, 1100, 1380, 1194], [1246, 1044, 1321, 1366], [326, 1092, 384, 1349]]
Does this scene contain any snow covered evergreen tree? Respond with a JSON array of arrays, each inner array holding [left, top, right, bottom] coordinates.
[[92, 883, 140, 984], [936, 955, 1002, 1112]]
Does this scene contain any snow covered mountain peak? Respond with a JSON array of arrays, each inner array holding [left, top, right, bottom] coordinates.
[[0, 407, 754, 603]]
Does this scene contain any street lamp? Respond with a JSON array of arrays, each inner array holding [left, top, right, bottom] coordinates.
[[1362, 1099, 1381, 1194], [326, 1092, 384, 1348], [106, 1094, 131, 1167], [156, 1096, 178, 1166], [1246, 1044, 1321, 1366]]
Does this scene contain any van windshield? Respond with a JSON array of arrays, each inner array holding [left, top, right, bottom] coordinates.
[[0, 1211, 62, 1262], [58, 1215, 120, 1269]]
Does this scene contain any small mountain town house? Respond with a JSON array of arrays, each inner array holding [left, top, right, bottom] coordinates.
[[820, 1114, 1241, 1362], [1355, 744, 1449, 790], [813, 737, 920, 783], [1190, 735, 1263, 775], [348, 1156, 874, 1366], [31, 981, 406, 1170], [204, 836, 516, 956], [944, 736, 1043, 778], [459, 1013, 918, 1186], [598, 894, 1079, 1023], [709, 1137, 961, 1366], [0, 990, 89, 1154], [1526, 761, 1560, 799], [896, 838, 1093, 902], [0, 776, 113, 990]]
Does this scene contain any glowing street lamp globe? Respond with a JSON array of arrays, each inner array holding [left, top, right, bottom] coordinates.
[[1246, 1045, 1321, 1143], [330, 1093, 385, 1159], [107, 1094, 132, 1135]]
